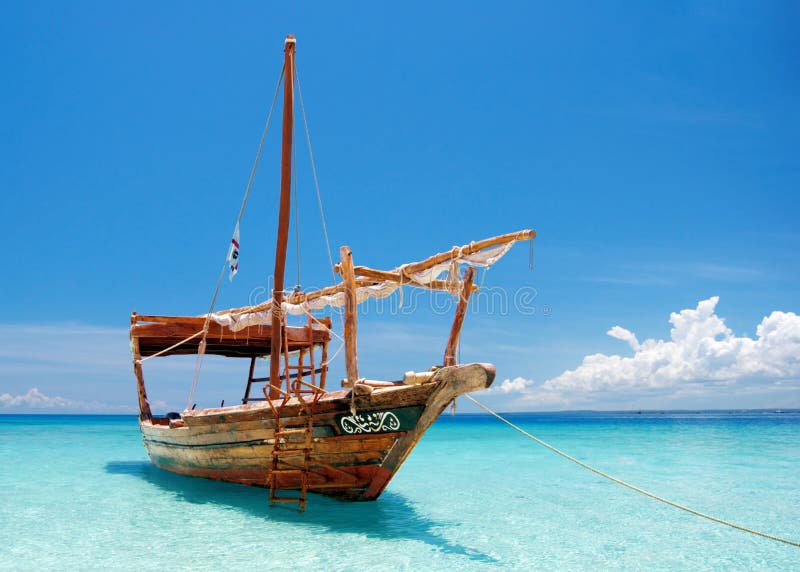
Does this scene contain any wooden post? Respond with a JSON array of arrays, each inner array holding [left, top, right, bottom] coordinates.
[[340, 246, 359, 383], [320, 341, 329, 390], [130, 312, 152, 420], [269, 34, 296, 399], [242, 356, 257, 404], [443, 266, 476, 367]]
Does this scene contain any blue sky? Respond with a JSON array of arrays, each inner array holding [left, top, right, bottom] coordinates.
[[1, 1, 799, 413]]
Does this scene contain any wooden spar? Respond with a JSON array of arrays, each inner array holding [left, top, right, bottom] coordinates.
[[214, 228, 532, 318], [443, 267, 476, 367], [270, 34, 296, 399], [218, 278, 468, 317], [339, 246, 359, 383], [332, 229, 535, 280], [383, 229, 535, 276], [282, 277, 465, 304], [338, 266, 479, 293]]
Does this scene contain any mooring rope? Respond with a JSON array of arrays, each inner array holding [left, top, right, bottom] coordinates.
[[464, 394, 799, 548]]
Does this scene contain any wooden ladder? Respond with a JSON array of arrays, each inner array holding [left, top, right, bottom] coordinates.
[[268, 341, 322, 511], [267, 317, 341, 510], [268, 388, 359, 509], [268, 391, 316, 511]]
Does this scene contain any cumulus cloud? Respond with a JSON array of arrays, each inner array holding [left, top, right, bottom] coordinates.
[[518, 297, 800, 408], [488, 376, 533, 394], [0, 387, 136, 413], [0, 322, 235, 412], [606, 326, 640, 351]]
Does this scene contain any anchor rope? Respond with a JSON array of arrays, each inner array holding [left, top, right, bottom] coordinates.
[[464, 394, 800, 548]]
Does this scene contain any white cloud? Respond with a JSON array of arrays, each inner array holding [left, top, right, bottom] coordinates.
[[488, 376, 532, 394], [0, 387, 136, 413], [0, 322, 245, 412], [516, 297, 800, 409], [606, 325, 640, 351]]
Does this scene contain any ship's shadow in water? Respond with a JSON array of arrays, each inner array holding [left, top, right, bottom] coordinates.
[[106, 461, 495, 563]]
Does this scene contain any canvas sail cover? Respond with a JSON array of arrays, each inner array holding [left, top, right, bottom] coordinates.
[[209, 241, 517, 332]]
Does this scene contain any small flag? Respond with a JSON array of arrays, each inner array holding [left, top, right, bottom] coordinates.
[[227, 223, 240, 281]]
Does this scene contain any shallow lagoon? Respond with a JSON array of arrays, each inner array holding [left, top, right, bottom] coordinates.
[[1, 411, 798, 570]]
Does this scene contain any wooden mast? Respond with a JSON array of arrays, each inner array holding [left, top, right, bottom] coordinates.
[[269, 34, 296, 399]]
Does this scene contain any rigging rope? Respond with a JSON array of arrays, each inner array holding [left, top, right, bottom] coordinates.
[[295, 65, 335, 279], [464, 394, 800, 548], [186, 261, 227, 411], [292, 102, 301, 289], [186, 65, 285, 411], [140, 330, 205, 362], [236, 64, 285, 229], [295, 63, 344, 348]]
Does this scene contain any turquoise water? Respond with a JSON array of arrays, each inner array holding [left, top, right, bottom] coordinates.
[[1, 412, 798, 570]]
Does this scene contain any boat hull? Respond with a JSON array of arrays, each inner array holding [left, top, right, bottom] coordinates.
[[140, 363, 495, 501]]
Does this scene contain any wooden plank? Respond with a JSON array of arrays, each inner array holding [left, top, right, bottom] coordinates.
[[131, 321, 327, 343], [145, 440, 390, 472], [138, 366, 511, 501], [176, 384, 433, 427], [131, 320, 329, 358]]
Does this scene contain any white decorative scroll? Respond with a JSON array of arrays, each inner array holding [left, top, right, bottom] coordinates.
[[339, 411, 401, 434]]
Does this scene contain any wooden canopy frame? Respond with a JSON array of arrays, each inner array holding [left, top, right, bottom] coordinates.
[[130, 314, 331, 359]]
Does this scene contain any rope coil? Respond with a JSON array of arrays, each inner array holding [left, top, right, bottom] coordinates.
[[464, 394, 800, 548]]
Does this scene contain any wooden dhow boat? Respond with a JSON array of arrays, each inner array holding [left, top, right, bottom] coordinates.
[[131, 35, 535, 509]]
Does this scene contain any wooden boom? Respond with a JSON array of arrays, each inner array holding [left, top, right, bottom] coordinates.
[[333, 266, 480, 293], [394, 229, 534, 276], [334, 229, 535, 278], [217, 228, 533, 318]]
